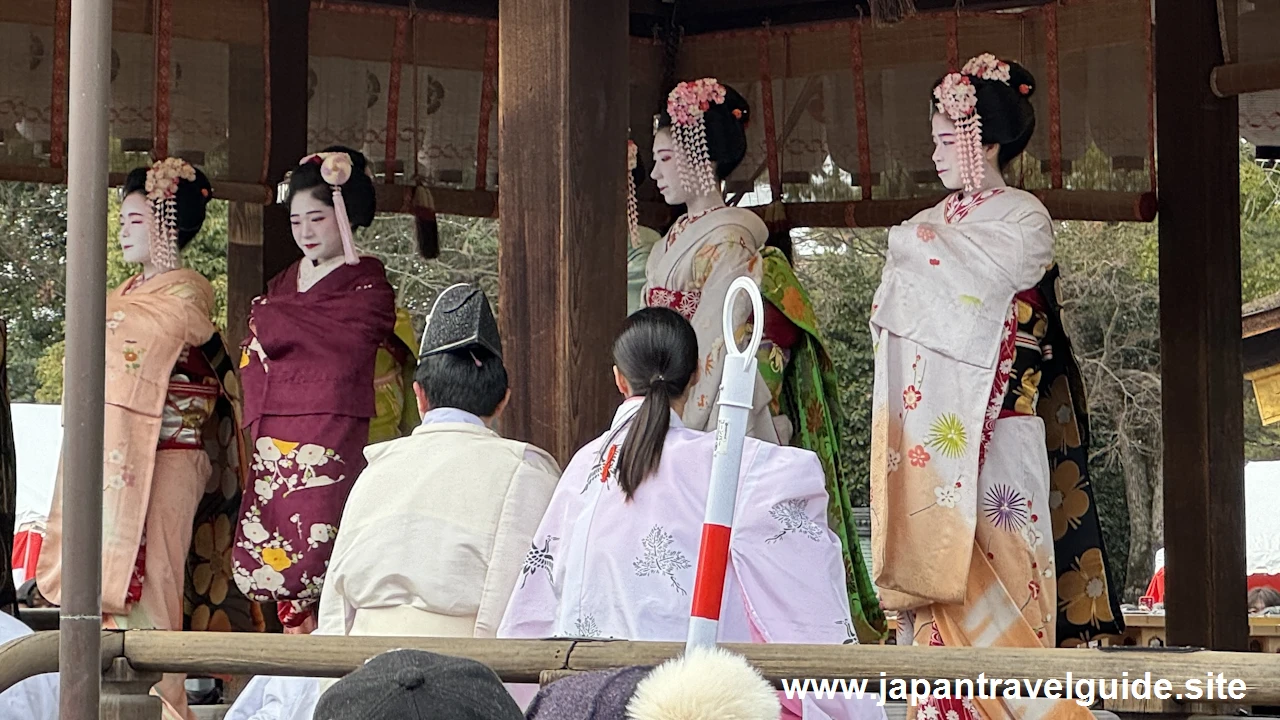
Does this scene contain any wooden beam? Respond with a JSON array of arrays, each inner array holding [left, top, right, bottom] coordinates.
[[260, 0, 310, 284], [223, 2, 307, 355], [1243, 331, 1280, 376], [666, 0, 1052, 34], [640, 191, 1157, 229], [498, 0, 629, 464], [0, 156, 1154, 227], [48, 630, 1280, 704], [1156, 0, 1247, 651], [1211, 60, 1280, 98]]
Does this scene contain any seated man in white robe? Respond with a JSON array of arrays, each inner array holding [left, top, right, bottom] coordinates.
[[226, 283, 561, 720]]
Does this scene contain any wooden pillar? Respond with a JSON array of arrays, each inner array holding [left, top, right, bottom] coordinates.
[[1156, 0, 1247, 650], [497, 0, 629, 463], [225, 0, 307, 349]]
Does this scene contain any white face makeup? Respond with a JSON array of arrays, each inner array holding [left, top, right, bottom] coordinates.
[[931, 112, 965, 191], [650, 128, 691, 207], [290, 188, 344, 263], [119, 192, 152, 266]]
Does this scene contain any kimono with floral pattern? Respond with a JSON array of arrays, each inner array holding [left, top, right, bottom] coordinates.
[[870, 188, 1120, 720], [232, 257, 396, 623], [36, 269, 258, 720], [499, 398, 886, 720], [643, 206, 782, 442], [644, 206, 885, 643]]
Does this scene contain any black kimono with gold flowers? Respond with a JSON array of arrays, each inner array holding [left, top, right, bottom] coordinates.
[[1004, 266, 1125, 647]]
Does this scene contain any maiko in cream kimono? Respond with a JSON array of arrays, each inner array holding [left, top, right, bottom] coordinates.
[[870, 188, 1119, 720], [643, 207, 782, 442]]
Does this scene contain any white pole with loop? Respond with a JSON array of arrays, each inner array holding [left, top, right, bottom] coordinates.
[[686, 276, 764, 652]]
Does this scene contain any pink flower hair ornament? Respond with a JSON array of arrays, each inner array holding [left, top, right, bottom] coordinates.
[[300, 152, 360, 265], [144, 157, 197, 273], [662, 78, 730, 197], [933, 53, 1016, 194]]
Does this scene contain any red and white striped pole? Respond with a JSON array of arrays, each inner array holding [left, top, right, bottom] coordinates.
[[687, 276, 764, 652]]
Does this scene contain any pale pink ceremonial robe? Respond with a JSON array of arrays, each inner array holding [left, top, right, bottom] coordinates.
[[498, 398, 886, 720]]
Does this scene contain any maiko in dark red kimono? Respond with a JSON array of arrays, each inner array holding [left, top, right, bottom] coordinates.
[[231, 257, 395, 623]]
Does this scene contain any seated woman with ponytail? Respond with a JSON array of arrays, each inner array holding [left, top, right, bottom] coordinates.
[[499, 308, 885, 720]]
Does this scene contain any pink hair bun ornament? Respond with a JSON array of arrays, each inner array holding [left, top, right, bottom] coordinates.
[[300, 151, 360, 265], [318, 153, 353, 186]]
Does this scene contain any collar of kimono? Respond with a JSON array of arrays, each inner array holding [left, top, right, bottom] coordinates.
[[297, 254, 349, 293], [418, 406, 487, 429]]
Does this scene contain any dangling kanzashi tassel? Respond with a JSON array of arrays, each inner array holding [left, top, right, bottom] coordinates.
[[330, 186, 361, 266], [627, 141, 641, 248], [149, 197, 180, 272]]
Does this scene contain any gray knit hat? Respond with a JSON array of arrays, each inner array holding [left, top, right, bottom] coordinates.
[[524, 647, 780, 720], [314, 649, 524, 720], [524, 666, 653, 720]]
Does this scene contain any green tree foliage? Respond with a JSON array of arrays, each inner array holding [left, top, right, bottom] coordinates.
[[0, 183, 67, 402], [356, 214, 499, 335], [0, 182, 229, 402]]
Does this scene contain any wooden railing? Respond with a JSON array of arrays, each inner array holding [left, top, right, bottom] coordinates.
[[3, 631, 1280, 718]]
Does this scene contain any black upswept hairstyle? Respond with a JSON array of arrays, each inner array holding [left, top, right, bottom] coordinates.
[[932, 60, 1037, 169], [612, 307, 699, 500], [121, 163, 213, 250], [655, 83, 751, 180], [284, 145, 377, 228]]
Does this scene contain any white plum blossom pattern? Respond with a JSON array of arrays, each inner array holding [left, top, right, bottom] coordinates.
[[251, 437, 344, 497], [103, 447, 136, 491], [634, 525, 691, 595], [251, 565, 285, 593], [766, 498, 824, 543], [1021, 523, 1044, 550], [308, 523, 336, 548], [241, 521, 269, 544], [106, 310, 125, 333], [233, 436, 344, 602], [934, 485, 960, 509]]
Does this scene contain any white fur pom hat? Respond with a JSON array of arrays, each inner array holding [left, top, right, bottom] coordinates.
[[624, 646, 780, 720]]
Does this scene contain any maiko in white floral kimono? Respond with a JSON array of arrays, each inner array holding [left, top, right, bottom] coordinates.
[[499, 398, 886, 720], [870, 188, 1095, 720]]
